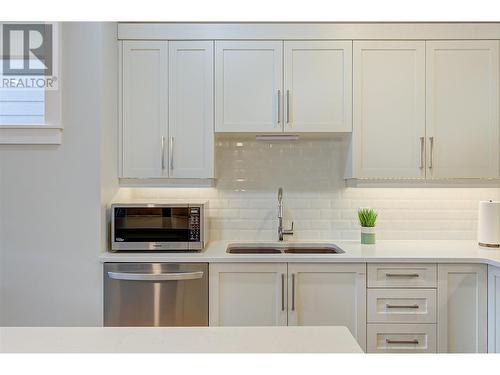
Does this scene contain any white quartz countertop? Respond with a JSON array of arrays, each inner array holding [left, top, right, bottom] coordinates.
[[0, 326, 362, 353], [100, 240, 500, 267]]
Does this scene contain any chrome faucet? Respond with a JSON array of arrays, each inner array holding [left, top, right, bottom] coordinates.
[[278, 187, 294, 241]]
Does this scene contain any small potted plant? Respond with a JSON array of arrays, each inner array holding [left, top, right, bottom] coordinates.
[[358, 208, 378, 244]]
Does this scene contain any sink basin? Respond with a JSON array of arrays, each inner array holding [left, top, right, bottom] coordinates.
[[226, 243, 345, 254]]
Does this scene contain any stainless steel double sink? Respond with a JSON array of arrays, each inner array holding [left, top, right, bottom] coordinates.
[[226, 242, 345, 254]]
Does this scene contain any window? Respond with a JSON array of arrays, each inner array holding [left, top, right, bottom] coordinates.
[[0, 23, 61, 144]]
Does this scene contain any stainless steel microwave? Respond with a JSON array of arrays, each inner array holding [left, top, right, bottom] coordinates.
[[110, 203, 207, 251]]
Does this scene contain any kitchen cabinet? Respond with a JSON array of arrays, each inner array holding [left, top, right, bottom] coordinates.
[[209, 263, 288, 326], [121, 41, 167, 178], [488, 265, 500, 353], [215, 40, 352, 133], [366, 263, 437, 353], [437, 264, 487, 353], [209, 262, 366, 350], [352, 41, 426, 178], [426, 41, 499, 178], [120, 40, 214, 179], [168, 41, 214, 178], [350, 40, 499, 180], [287, 263, 365, 348], [215, 41, 283, 133], [284, 41, 352, 132]]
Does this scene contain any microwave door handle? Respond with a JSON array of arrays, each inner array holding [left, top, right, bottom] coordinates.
[[107, 271, 204, 281]]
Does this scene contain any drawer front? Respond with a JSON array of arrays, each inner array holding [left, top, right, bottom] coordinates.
[[367, 289, 436, 323], [368, 263, 437, 288], [367, 324, 437, 353]]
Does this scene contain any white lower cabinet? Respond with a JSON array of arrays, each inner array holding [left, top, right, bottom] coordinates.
[[488, 265, 500, 353], [367, 289, 436, 324], [209, 262, 366, 350], [437, 264, 487, 353], [367, 324, 436, 353], [287, 263, 366, 349], [209, 263, 287, 326]]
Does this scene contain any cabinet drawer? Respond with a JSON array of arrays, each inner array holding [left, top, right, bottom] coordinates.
[[367, 324, 437, 353], [368, 263, 437, 288], [367, 289, 436, 323]]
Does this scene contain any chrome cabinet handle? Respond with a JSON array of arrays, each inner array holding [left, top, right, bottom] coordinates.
[[386, 339, 419, 345], [291, 273, 296, 311], [386, 304, 419, 309], [385, 273, 420, 278], [286, 90, 290, 124], [277, 90, 281, 125], [428, 136, 434, 169], [281, 273, 285, 311], [108, 271, 204, 281], [161, 136, 166, 170], [419, 136, 425, 169], [169, 136, 174, 171]]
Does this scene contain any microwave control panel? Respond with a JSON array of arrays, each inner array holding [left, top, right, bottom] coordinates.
[[188, 207, 201, 242]]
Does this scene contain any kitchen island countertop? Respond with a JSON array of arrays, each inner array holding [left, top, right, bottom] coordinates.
[[0, 326, 363, 353]]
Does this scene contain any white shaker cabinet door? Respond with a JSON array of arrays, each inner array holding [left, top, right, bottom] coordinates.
[[352, 41, 426, 178], [284, 41, 352, 132], [121, 41, 168, 178], [287, 263, 366, 351], [168, 41, 214, 178], [209, 263, 288, 327], [488, 265, 500, 353], [426, 41, 499, 178], [437, 264, 487, 353], [215, 41, 283, 133]]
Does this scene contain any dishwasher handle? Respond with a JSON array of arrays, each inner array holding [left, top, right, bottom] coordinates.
[[107, 271, 204, 281]]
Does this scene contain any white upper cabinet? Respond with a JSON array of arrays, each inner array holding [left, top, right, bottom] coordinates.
[[120, 40, 214, 179], [284, 41, 352, 132], [426, 41, 499, 178], [287, 263, 366, 350], [121, 41, 168, 178], [352, 41, 426, 178], [169, 41, 214, 178], [215, 41, 283, 133]]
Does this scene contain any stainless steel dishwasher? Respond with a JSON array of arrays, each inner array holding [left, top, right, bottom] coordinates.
[[104, 263, 208, 327]]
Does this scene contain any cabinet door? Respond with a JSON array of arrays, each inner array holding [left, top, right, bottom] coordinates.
[[426, 41, 499, 178], [352, 41, 426, 178], [284, 41, 352, 132], [437, 264, 487, 353], [209, 263, 287, 326], [169, 41, 214, 178], [288, 263, 366, 350], [215, 41, 283, 133], [488, 265, 500, 353], [121, 41, 168, 178]]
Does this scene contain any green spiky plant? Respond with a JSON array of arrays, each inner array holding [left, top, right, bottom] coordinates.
[[358, 208, 378, 228]]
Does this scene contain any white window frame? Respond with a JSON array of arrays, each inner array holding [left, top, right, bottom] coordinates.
[[0, 22, 62, 145]]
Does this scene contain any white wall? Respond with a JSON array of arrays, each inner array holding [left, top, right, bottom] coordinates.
[[123, 137, 500, 241], [0, 22, 117, 326]]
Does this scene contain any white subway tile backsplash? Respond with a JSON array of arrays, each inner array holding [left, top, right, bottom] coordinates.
[[123, 138, 500, 242]]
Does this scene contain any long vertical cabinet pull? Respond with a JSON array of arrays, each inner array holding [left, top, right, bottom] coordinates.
[[419, 137, 425, 169], [428, 136, 434, 171], [281, 273, 285, 311], [286, 90, 290, 124], [277, 90, 282, 125], [161, 136, 166, 170], [291, 273, 296, 311], [169, 136, 174, 171]]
